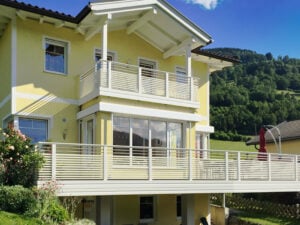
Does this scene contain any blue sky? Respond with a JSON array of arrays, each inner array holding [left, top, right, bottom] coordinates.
[[21, 0, 300, 58]]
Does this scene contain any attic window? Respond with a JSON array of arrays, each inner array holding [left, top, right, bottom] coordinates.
[[44, 38, 68, 74]]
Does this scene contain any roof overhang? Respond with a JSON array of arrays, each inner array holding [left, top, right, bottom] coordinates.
[[192, 48, 240, 72], [0, 0, 213, 58]]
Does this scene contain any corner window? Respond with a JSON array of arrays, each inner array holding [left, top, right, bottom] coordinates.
[[19, 118, 48, 143], [140, 196, 154, 221], [45, 38, 68, 74]]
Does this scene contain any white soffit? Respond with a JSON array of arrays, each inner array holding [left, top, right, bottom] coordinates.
[[90, 0, 212, 56]]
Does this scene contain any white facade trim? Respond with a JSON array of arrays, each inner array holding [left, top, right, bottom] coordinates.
[[77, 104, 99, 120], [0, 94, 11, 108], [15, 92, 78, 105], [11, 17, 17, 114], [100, 102, 201, 121], [77, 102, 203, 122], [195, 125, 214, 133], [99, 89, 199, 108], [38, 180, 300, 197]]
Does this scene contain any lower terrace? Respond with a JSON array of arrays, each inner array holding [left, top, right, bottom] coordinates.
[[37, 142, 300, 196]]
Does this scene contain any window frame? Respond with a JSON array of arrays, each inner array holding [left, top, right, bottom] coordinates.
[[44, 37, 68, 75], [138, 58, 158, 77], [139, 196, 155, 222], [18, 117, 49, 143]]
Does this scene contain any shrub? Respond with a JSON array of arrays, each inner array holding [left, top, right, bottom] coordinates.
[[30, 181, 69, 224], [0, 128, 44, 187], [0, 185, 36, 214]]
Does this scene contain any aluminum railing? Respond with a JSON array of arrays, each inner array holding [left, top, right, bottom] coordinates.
[[38, 142, 300, 182], [79, 60, 200, 102]]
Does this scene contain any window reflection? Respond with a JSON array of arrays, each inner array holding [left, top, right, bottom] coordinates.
[[113, 117, 130, 155], [132, 119, 149, 156]]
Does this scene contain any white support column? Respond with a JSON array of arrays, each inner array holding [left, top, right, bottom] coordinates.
[[225, 152, 229, 181], [185, 44, 192, 77], [182, 194, 195, 225], [100, 196, 113, 225], [237, 151, 241, 181], [201, 134, 208, 159], [102, 21, 108, 62]]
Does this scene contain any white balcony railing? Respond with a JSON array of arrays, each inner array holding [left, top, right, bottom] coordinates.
[[79, 60, 200, 104], [38, 142, 300, 182]]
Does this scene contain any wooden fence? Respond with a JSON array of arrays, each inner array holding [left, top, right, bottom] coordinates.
[[211, 194, 300, 219]]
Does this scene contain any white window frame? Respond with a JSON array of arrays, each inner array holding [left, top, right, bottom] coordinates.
[[17, 117, 49, 143], [94, 48, 117, 62], [44, 37, 68, 75]]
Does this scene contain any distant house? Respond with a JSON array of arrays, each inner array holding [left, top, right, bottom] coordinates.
[[246, 120, 300, 155]]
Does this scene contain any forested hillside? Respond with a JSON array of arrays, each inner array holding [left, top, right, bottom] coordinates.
[[209, 48, 300, 140]]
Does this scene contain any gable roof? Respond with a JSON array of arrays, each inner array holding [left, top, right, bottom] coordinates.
[[0, 0, 213, 59], [246, 120, 300, 145]]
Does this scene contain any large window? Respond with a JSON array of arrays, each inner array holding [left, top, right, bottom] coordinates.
[[19, 118, 48, 143], [113, 116, 183, 157], [45, 38, 68, 74], [140, 196, 154, 221]]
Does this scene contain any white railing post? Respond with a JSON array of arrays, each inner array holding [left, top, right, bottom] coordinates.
[[190, 77, 194, 101], [295, 155, 298, 181], [189, 149, 193, 181], [51, 143, 56, 180], [225, 152, 229, 181], [268, 153, 272, 181], [103, 145, 107, 181], [138, 67, 142, 94], [94, 63, 100, 89], [108, 61, 112, 89], [237, 152, 241, 181], [148, 148, 152, 181], [165, 72, 169, 98]]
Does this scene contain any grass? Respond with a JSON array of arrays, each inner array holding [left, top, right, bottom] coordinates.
[[0, 211, 43, 225], [237, 212, 299, 225], [210, 139, 256, 152]]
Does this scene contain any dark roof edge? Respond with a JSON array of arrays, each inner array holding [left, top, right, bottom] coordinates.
[[192, 47, 240, 64], [246, 135, 300, 145], [0, 0, 91, 23]]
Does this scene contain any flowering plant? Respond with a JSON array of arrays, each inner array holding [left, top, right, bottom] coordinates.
[[0, 128, 44, 187]]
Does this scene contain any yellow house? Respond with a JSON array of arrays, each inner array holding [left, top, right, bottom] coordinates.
[[246, 121, 300, 155], [0, 1, 299, 225]]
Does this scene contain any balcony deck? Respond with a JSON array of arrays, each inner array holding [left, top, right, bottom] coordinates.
[[79, 60, 200, 107], [37, 143, 300, 196]]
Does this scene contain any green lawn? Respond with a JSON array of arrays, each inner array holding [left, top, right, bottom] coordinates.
[[0, 211, 43, 225], [210, 139, 256, 152], [238, 212, 299, 225]]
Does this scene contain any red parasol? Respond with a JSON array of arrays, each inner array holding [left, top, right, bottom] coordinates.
[[258, 127, 267, 160]]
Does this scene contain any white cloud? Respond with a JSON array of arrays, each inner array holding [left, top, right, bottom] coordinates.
[[185, 0, 220, 10]]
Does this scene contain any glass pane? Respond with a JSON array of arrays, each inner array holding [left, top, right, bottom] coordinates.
[[140, 197, 153, 220], [150, 121, 166, 157], [45, 41, 66, 73], [113, 117, 130, 156], [19, 118, 47, 143], [132, 119, 148, 156], [168, 122, 182, 149]]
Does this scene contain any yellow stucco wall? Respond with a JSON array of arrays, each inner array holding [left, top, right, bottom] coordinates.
[[113, 194, 209, 225], [0, 22, 12, 127], [13, 17, 211, 144], [266, 140, 300, 155]]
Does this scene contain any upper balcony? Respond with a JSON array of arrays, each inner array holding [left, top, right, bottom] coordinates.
[[37, 142, 300, 196], [79, 60, 201, 108]]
